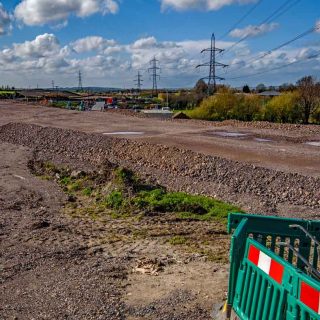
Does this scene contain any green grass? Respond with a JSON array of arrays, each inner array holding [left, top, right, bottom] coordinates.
[[105, 191, 125, 210], [132, 188, 241, 221], [169, 235, 187, 245], [82, 187, 93, 196], [0, 91, 15, 95], [35, 163, 242, 222]]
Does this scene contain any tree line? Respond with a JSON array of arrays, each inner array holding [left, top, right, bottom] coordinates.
[[172, 76, 320, 124]]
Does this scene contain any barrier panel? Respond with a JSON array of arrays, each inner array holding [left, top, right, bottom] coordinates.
[[227, 213, 320, 320]]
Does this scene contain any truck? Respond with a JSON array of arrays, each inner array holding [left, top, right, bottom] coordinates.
[[220, 213, 320, 320]]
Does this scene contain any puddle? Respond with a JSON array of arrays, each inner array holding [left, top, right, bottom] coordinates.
[[213, 131, 248, 138], [305, 141, 320, 147], [103, 131, 145, 135], [254, 138, 273, 143]]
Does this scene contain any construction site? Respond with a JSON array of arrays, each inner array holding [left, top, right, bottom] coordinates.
[[0, 99, 319, 319], [1, 0, 320, 319]]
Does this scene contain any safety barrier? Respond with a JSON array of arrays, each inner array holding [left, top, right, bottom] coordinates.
[[227, 213, 320, 320]]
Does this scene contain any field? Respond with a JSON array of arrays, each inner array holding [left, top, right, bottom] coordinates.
[[0, 100, 319, 319]]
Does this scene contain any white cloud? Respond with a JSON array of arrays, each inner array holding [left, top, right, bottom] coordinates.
[[12, 33, 61, 58], [161, 0, 256, 11], [71, 36, 117, 53], [0, 2, 13, 35], [0, 33, 319, 88], [14, 0, 119, 26], [230, 23, 279, 38], [131, 36, 179, 50]]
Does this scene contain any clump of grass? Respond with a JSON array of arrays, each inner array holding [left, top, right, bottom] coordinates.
[[33, 161, 243, 222], [132, 188, 241, 221], [105, 191, 125, 210], [82, 187, 93, 197], [169, 235, 187, 245], [114, 167, 137, 185]]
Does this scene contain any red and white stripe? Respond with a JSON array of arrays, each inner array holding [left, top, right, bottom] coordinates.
[[247, 244, 285, 284], [300, 281, 320, 315]]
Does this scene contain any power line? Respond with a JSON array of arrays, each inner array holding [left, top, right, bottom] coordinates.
[[134, 71, 143, 91], [227, 23, 320, 70], [148, 57, 161, 96], [196, 33, 228, 94], [223, 0, 301, 55], [219, 0, 264, 40], [226, 50, 320, 81]]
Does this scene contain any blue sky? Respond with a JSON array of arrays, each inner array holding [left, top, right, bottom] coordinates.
[[0, 0, 319, 88]]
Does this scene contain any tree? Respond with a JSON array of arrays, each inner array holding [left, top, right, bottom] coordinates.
[[279, 83, 296, 92], [264, 91, 302, 123], [194, 79, 208, 95], [256, 83, 266, 93], [296, 76, 320, 124], [242, 85, 251, 93]]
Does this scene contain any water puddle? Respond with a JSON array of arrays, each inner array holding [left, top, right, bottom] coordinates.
[[103, 131, 145, 135], [305, 141, 320, 147], [213, 131, 248, 138], [254, 138, 273, 143]]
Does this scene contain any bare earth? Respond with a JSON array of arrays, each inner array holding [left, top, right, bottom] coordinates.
[[0, 101, 319, 319], [0, 101, 319, 177]]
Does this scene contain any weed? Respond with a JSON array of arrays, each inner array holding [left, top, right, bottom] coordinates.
[[82, 187, 93, 196], [105, 191, 124, 210], [169, 235, 187, 245]]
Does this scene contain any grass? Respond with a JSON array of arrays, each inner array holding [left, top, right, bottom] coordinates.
[[35, 162, 242, 222], [132, 188, 241, 221], [169, 235, 187, 245], [0, 91, 15, 94]]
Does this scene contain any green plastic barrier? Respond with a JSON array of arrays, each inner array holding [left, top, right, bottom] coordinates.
[[227, 213, 320, 320]]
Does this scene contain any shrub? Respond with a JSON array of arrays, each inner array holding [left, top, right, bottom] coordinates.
[[263, 91, 302, 123]]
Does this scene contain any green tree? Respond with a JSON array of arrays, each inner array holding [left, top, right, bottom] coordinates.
[[242, 85, 251, 93], [263, 91, 302, 123], [190, 87, 239, 120], [231, 95, 262, 121]]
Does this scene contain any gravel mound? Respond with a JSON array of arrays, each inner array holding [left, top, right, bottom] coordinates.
[[0, 122, 319, 218]]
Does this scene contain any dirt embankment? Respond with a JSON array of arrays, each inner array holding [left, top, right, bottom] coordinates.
[[0, 123, 319, 218]]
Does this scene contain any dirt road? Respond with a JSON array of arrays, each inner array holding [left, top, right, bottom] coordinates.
[[0, 101, 319, 177]]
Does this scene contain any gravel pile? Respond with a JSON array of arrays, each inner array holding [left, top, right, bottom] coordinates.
[[0, 122, 319, 217]]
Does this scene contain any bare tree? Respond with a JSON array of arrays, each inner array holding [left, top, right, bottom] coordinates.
[[296, 76, 320, 124]]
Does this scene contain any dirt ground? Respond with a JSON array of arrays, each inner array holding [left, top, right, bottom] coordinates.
[[0, 142, 228, 319], [0, 101, 319, 319], [0, 101, 319, 177]]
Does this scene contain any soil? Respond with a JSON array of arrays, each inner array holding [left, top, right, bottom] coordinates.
[[0, 101, 319, 177], [0, 142, 228, 319], [0, 101, 319, 319]]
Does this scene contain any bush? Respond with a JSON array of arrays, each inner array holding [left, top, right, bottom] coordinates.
[[263, 91, 302, 123], [190, 87, 239, 121], [190, 88, 263, 122]]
